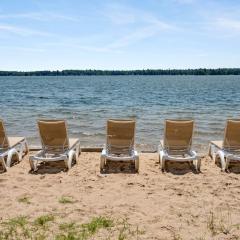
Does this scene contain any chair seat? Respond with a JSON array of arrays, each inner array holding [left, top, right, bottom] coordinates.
[[30, 138, 79, 162], [30, 151, 68, 161], [164, 153, 197, 161], [102, 149, 137, 161]]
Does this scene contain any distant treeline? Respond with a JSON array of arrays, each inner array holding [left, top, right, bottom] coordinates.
[[0, 68, 240, 76]]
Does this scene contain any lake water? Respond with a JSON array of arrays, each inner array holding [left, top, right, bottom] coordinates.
[[1, 75, 240, 153]]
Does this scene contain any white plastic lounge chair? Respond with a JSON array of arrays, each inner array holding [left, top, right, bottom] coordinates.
[[158, 119, 200, 172], [209, 119, 240, 171], [29, 120, 81, 171], [0, 120, 28, 171], [100, 119, 139, 172]]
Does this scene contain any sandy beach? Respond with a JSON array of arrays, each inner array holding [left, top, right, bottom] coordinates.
[[0, 152, 240, 239]]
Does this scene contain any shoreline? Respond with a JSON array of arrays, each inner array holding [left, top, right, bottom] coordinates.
[[1, 68, 240, 76]]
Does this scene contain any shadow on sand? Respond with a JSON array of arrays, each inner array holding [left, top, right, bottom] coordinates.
[[101, 160, 137, 174], [215, 157, 240, 174], [29, 160, 77, 175], [0, 155, 24, 174], [162, 161, 201, 175]]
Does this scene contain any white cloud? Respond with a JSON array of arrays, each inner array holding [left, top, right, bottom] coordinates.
[[0, 45, 45, 53], [101, 3, 176, 49], [0, 24, 52, 36], [102, 2, 176, 27], [0, 12, 79, 22], [102, 4, 138, 25], [108, 23, 172, 49], [174, 0, 196, 4], [215, 17, 240, 32]]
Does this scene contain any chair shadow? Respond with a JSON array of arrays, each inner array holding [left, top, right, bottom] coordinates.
[[163, 161, 200, 175], [101, 160, 137, 174], [29, 160, 77, 175], [215, 157, 240, 174], [0, 154, 27, 174], [0, 165, 5, 174]]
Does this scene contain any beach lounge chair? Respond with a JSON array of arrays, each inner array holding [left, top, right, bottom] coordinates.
[[209, 119, 240, 171], [29, 120, 81, 171], [100, 119, 139, 172], [0, 120, 28, 171], [158, 119, 200, 172]]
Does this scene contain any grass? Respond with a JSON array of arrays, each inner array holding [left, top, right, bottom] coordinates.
[[57, 216, 114, 240], [116, 218, 145, 240], [34, 214, 55, 226], [0, 215, 145, 240], [59, 222, 76, 231], [82, 216, 114, 234], [59, 196, 75, 204], [7, 216, 28, 228], [17, 196, 31, 204], [0, 216, 29, 240], [207, 208, 236, 237]]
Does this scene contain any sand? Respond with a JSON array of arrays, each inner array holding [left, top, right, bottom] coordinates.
[[0, 152, 240, 239]]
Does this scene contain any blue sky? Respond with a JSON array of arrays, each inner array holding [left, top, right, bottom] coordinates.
[[0, 0, 239, 70]]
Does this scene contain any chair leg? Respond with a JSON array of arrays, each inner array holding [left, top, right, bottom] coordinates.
[[210, 144, 217, 163], [0, 156, 7, 172], [192, 158, 201, 172], [6, 149, 19, 168], [217, 150, 226, 171], [100, 155, 106, 171], [159, 151, 166, 172], [24, 139, 29, 154], [192, 159, 197, 171], [225, 157, 231, 172], [75, 144, 81, 163], [65, 150, 76, 170], [197, 158, 201, 171], [29, 159, 38, 171], [135, 156, 139, 173], [78, 143, 81, 156], [18, 142, 25, 161]]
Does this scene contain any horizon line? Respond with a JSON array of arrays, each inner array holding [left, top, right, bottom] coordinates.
[[1, 67, 240, 72]]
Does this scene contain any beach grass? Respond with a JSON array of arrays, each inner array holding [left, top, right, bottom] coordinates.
[[17, 196, 31, 204], [58, 196, 75, 204], [34, 214, 55, 227], [207, 208, 234, 236], [0, 215, 144, 240], [0, 210, 239, 239]]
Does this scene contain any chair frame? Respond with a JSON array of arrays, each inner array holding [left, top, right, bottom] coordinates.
[[100, 119, 139, 172], [209, 119, 240, 171], [29, 120, 80, 171], [0, 121, 28, 172], [158, 119, 200, 172]]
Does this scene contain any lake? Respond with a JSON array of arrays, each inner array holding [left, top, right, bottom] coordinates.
[[1, 75, 240, 153]]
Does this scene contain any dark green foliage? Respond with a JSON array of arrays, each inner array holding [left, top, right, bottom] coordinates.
[[1, 68, 240, 76]]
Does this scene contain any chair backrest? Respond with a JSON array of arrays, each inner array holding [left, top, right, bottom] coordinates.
[[0, 120, 9, 149], [38, 119, 69, 152], [223, 119, 240, 150], [164, 119, 194, 152], [106, 119, 135, 154]]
